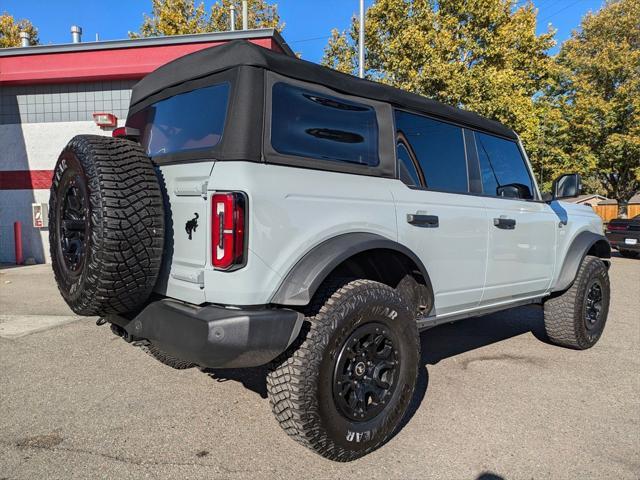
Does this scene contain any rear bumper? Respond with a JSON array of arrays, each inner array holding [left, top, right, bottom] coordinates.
[[606, 232, 640, 251], [109, 299, 303, 369]]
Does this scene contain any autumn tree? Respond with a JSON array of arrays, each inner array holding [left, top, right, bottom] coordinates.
[[131, 0, 207, 37], [542, 0, 639, 208], [208, 0, 283, 32], [0, 12, 38, 48], [322, 0, 555, 168], [131, 0, 282, 38]]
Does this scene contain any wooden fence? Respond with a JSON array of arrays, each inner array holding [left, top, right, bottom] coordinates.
[[591, 203, 640, 222], [628, 204, 640, 218], [593, 204, 619, 223]]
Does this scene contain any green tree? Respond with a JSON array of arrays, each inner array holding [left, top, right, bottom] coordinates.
[[131, 0, 282, 38], [543, 0, 640, 208], [0, 12, 38, 48], [322, 0, 555, 169]]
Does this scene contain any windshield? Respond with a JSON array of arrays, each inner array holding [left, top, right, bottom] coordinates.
[[127, 83, 230, 157]]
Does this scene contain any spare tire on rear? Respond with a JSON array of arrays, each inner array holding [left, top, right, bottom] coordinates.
[[49, 135, 165, 316]]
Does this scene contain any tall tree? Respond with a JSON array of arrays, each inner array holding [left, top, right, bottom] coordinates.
[[208, 0, 283, 32], [131, 0, 208, 37], [543, 0, 639, 208], [322, 0, 555, 168], [0, 12, 38, 48], [131, 0, 282, 38]]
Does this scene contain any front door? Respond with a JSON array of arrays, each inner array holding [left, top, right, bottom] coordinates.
[[472, 131, 556, 303]]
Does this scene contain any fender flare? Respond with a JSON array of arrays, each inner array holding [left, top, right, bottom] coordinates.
[[270, 232, 433, 306], [553, 231, 611, 293]]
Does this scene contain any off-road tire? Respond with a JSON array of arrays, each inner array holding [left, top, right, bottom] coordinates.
[[49, 135, 164, 316], [267, 279, 420, 462], [619, 249, 639, 259], [543, 255, 610, 349], [145, 343, 196, 370]]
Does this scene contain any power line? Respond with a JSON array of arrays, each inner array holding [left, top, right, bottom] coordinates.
[[289, 34, 332, 44], [539, 0, 584, 23]]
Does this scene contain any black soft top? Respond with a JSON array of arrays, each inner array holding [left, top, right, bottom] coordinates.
[[130, 40, 516, 140]]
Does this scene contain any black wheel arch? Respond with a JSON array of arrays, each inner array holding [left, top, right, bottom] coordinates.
[[553, 231, 611, 293], [270, 232, 434, 314]]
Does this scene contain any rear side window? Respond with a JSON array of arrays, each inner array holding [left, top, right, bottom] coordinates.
[[127, 83, 230, 157], [475, 132, 534, 199], [394, 110, 468, 193], [270, 82, 379, 166]]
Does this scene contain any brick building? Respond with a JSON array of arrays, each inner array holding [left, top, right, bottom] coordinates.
[[0, 28, 292, 263]]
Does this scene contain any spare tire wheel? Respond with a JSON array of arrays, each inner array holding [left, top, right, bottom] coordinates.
[[49, 135, 164, 316]]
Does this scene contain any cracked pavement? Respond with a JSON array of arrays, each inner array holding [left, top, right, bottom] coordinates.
[[0, 257, 638, 479]]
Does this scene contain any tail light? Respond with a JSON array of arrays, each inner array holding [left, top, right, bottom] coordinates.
[[607, 224, 627, 231], [112, 126, 141, 140], [112, 127, 127, 137], [212, 192, 247, 270]]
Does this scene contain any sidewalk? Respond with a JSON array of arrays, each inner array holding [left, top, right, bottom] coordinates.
[[0, 263, 74, 316]]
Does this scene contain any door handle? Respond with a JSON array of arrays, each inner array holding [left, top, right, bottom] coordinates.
[[407, 213, 439, 228], [493, 217, 516, 229]]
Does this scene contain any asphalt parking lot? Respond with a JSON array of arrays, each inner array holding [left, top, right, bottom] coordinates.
[[0, 256, 638, 479]]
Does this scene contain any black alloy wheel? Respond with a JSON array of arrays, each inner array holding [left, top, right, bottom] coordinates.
[[333, 322, 399, 422], [583, 280, 603, 331], [57, 173, 89, 275]]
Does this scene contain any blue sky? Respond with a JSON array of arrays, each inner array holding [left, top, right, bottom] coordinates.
[[3, 0, 604, 61]]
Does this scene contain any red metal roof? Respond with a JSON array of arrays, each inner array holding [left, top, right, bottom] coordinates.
[[0, 29, 292, 85]]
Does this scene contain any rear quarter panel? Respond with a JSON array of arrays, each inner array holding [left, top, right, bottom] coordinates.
[[202, 161, 398, 305]]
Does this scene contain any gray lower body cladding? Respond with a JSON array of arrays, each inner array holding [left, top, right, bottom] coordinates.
[[110, 299, 303, 368]]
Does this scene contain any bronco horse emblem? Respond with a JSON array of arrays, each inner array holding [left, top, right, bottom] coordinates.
[[185, 213, 199, 240]]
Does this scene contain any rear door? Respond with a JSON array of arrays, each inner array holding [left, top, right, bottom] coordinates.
[[391, 110, 488, 316], [472, 131, 556, 303], [154, 162, 213, 305]]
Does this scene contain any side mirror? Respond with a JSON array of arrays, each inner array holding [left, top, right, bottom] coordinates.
[[552, 173, 582, 200], [496, 183, 532, 199]]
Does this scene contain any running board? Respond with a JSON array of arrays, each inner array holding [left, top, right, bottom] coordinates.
[[416, 297, 543, 331]]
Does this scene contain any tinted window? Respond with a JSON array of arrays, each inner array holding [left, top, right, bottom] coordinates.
[[127, 83, 229, 157], [475, 132, 534, 199], [271, 82, 379, 166], [395, 111, 468, 193], [397, 143, 421, 187]]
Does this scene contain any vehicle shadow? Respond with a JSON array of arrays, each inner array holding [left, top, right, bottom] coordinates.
[[204, 304, 548, 408], [395, 304, 547, 434], [204, 365, 271, 398]]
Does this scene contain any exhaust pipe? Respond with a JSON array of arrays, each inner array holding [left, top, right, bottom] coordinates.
[[110, 323, 134, 343]]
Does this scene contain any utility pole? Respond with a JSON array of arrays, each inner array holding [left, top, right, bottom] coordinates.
[[242, 1, 249, 30], [358, 0, 365, 78], [230, 4, 236, 31]]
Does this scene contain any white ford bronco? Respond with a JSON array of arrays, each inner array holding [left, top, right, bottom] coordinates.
[[50, 41, 611, 461]]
